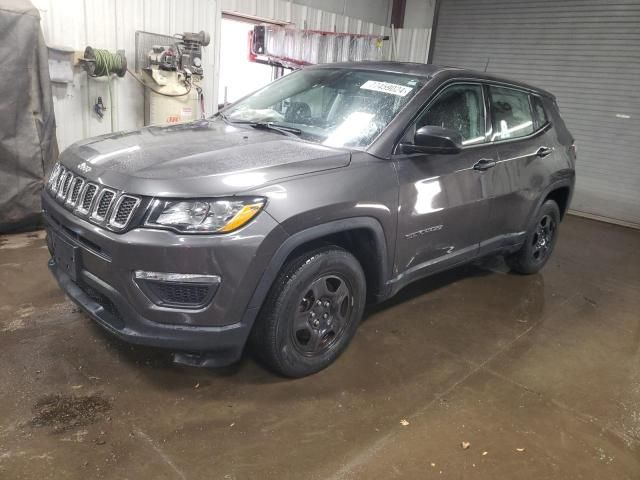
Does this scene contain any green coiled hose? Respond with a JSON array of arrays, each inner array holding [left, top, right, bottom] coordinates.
[[82, 47, 127, 77]]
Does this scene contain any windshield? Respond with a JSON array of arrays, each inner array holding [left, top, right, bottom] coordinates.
[[223, 68, 424, 148]]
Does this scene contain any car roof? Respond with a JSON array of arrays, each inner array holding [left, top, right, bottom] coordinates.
[[309, 61, 555, 99]]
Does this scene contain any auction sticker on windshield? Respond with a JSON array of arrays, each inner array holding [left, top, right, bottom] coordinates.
[[360, 80, 413, 97]]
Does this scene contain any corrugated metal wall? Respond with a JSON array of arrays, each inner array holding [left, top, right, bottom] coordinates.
[[291, 0, 392, 26], [220, 0, 389, 35], [34, 0, 218, 151], [34, 0, 430, 153], [393, 28, 430, 63], [431, 0, 640, 227], [219, 0, 430, 62]]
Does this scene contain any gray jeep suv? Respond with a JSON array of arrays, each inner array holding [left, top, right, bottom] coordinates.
[[43, 62, 575, 377]]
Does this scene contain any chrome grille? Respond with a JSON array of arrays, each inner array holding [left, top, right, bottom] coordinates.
[[93, 189, 116, 221], [52, 165, 65, 194], [109, 195, 141, 229], [78, 183, 98, 214], [67, 177, 85, 206], [47, 163, 62, 191], [46, 162, 141, 231], [57, 171, 73, 200]]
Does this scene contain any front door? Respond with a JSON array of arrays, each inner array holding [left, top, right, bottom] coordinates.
[[393, 83, 496, 285]]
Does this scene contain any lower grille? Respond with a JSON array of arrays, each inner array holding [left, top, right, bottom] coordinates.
[[144, 281, 214, 308]]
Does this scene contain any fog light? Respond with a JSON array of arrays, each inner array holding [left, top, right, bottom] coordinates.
[[134, 271, 220, 308]]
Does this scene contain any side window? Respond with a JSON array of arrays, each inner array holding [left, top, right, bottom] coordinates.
[[531, 95, 548, 129], [488, 86, 534, 141], [416, 84, 486, 146]]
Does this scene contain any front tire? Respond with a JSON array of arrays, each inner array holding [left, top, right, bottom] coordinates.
[[250, 246, 366, 377], [507, 200, 561, 274]]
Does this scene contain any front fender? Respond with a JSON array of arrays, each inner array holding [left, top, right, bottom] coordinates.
[[242, 217, 390, 323]]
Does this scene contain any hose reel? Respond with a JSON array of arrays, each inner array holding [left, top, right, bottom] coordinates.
[[80, 47, 127, 77]]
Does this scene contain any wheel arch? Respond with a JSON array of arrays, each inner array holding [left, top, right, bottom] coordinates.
[[544, 185, 572, 219], [241, 217, 390, 329], [526, 177, 574, 230]]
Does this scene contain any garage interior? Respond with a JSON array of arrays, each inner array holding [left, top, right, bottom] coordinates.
[[1, 0, 639, 478]]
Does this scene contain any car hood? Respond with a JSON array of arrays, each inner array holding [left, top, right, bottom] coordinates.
[[58, 119, 351, 197]]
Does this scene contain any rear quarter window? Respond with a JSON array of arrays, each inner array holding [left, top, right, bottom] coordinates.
[[488, 86, 534, 141], [531, 95, 548, 129]]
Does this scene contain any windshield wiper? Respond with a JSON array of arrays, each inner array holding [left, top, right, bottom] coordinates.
[[218, 116, 302, 138], [248, 122, 302, 138], [216, 111, 232, 124]]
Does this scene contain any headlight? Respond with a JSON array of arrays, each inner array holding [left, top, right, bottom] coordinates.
[[145, 197, 266, 233]]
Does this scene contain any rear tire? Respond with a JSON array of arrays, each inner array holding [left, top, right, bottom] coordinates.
[[250, 246, 366, 378], [506, 200, 561, 275]]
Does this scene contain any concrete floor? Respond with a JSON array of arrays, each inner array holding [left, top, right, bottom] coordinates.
[[0, 215, 638, 479]]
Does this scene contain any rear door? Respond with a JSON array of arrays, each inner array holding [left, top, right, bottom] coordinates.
[[480, 84, 562, 253], [394, 82, 497, 283]]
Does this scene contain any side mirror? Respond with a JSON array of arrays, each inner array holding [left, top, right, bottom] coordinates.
[[400, 125, 463, 154]]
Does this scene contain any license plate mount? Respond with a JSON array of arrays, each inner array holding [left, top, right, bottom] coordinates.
[[51, 232, 80, 282]]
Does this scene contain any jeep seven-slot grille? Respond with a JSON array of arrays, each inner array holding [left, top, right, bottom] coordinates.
[[81, 184, 98, 211], [95, 190, 115, 219], [46, 162, 141, 231], [54, 174, 64, 192], [59, 173, 73, 199], [112, 196, 140, 227], [68, 178, 84, 205]]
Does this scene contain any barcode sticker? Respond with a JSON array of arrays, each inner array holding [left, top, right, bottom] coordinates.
[[360, 80, 413, 97]]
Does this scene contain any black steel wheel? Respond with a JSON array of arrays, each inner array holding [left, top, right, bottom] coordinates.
[[507, 200, 561, 275], [531, 214, 556, 263], [291, 274, 354, 356], [250, 246, 366, 377]]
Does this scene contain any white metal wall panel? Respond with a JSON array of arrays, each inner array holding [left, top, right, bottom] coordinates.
[[220, 0, 388, 35], [220, 0, 396, 64], [431, 0, 640, 226], [219, 1, 431, 65], [33, 0, 218, 151], [292, 0, 392, 26], [393, 28, 431, 63]]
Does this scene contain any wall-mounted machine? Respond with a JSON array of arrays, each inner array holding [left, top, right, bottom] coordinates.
[[134, 30, 210, 125]]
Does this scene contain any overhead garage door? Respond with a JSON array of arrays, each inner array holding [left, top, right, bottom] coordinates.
[[431, 0, 640, 227]]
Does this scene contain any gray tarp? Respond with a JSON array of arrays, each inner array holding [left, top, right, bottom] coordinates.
[[0, 0, 58, 232]]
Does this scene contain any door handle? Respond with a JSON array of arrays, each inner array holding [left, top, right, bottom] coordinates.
[[473, 158, 496, 171], [536, 146, 554, 158]]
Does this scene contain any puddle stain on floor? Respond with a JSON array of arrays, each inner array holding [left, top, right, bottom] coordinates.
[[30, 394, 112, 434], [0, 231, 46, 250]]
